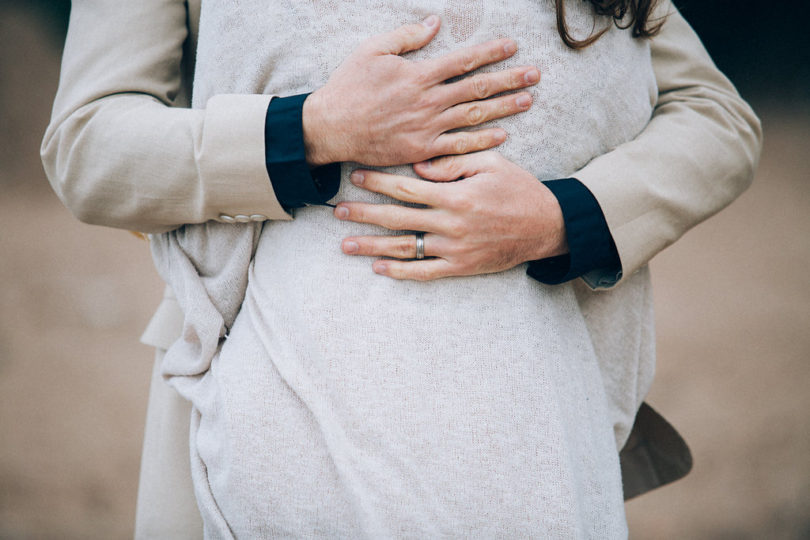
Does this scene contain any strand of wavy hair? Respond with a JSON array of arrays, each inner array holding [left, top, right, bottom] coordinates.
[[555, 0, 666, 49]]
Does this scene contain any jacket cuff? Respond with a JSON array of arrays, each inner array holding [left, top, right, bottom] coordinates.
[[199, 94, 292, 223], [264, 94, 341, 209], [526, 178, 622, 288]]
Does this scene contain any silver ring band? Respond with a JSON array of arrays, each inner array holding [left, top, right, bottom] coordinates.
[[415, 232, 425, 260]]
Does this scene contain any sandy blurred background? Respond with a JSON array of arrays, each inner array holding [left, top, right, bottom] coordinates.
[[1, 1, 808, 538]]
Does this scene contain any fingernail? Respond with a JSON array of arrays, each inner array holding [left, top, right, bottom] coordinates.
[[495, 130, 507, 143], [350, 171, 364, 186], [374, 263, 388, 275], [503, 41, 517, 55], [516, 94, 532, 108], [524, 69, 540, 84], [335, 206, 349, 219], [421, 160, 432, 169], [343, 241, 359, 253], [423, 15, 439, 28]]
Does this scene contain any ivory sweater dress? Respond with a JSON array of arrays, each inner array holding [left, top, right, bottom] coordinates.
[[150, 0, 659, 537]]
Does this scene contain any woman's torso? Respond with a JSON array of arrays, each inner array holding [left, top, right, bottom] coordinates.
[[186, 1, 656, 536], [192, 0, 656, 369]]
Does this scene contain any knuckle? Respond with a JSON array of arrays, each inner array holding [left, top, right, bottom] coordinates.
[[465, 104, 484, 126], [393, 179, 416, 200], [413, 69, 431, 88], [460, 52, 477, 73], [472, 75, 489, 99], [414, 87, 436, 107], [445, 241, 465, 258], [509, 69, 522, 89], [442, 190, 463, 211], [452, 136, 468, 155], [413, 93, 432, 110], [444, 217, 466, 238], [409, 139, 430, 161], [502, 97, 515, 114], [407, 131, 425, 150], [398, 138, 420, 162], [396, 237, 414, 258], [453, 192, 474, 213]]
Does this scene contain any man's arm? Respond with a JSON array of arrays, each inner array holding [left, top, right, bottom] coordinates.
[[41, 0, 287, 233], [530, 1, 763, 289], [574, 2, 763, 287]]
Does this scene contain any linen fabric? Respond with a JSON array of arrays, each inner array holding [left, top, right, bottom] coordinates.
[[135, 349, 203, 540], [149, 0, 660, 536]]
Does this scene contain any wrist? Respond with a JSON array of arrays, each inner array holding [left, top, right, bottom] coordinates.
[[302, 90, 340, 166], [547, 201, 569, 257], [529, 182, 568, 260], [532, 178, 621, 285]]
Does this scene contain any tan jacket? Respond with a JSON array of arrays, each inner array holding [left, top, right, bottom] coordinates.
[[42, 0, 761, 535]]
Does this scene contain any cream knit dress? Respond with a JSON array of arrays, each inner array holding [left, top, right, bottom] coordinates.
[[150, 0, 659, 537]]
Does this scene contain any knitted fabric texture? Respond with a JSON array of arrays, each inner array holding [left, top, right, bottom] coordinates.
[[149, 0, 659, 537]]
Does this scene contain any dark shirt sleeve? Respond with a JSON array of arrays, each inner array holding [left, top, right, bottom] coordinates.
[[264, 93, 340, 209], [526, 178, 622, 289]]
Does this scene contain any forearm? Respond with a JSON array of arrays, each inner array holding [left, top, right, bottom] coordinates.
[[41, 0, 289, 233], [527, 178, 621, 287], [575, 3, 762, 285], [43, 94, 287, 233]]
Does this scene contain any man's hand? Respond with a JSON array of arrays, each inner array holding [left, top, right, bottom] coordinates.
[[303, 16, 540, 167], [333, 152, 568, 281]]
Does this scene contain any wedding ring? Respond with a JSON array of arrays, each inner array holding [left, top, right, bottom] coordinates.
[[415, 232, 425, 260]]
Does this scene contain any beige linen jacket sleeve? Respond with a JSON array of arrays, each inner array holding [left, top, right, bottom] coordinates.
[[576, 2, 762, 288], [41, 0, 291, 233]]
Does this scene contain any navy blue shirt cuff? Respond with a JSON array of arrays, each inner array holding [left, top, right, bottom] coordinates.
[[526, 178, 622, 287], [264, 93, 340, 209]]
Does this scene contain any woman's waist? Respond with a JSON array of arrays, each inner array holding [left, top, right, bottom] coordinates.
[[249, 215, 585, 349]]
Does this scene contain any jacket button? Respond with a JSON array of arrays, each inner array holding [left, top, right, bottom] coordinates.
[[250, 214, 268, 222], [219, 214, 236, 223], [234, 214, 250, 223]]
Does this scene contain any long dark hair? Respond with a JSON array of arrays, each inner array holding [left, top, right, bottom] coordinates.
[[555, 0, 665, 49]]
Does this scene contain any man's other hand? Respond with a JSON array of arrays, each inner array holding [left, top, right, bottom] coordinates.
[[303, 16, 540, 167]]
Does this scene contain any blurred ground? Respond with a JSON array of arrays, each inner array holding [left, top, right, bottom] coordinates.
[[1, 4, 809, 539]]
